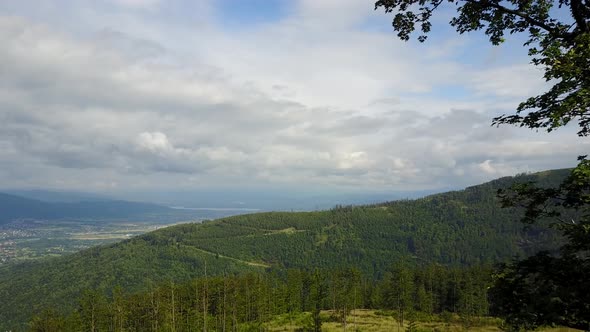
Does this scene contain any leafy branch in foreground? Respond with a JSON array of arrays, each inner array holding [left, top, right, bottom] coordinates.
[[375, 0, 590, 136]]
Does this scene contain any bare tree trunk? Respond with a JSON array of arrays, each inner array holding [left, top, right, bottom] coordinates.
[[343, 303, 347, 332], [203, 262, 208, 332], [223, 275, 227, 332], [171, 281, 176, 332], [195, 279, 199, 331], [232, 283, 238, 332], [91, 304, 95, 332], [353, 287, 357, 331]]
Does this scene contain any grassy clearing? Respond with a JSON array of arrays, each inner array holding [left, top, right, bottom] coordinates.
[[187, 245, 271, 268], [70, 233, 132, 240], [263, 310, 580, 332], [265, 227, 305, 235]]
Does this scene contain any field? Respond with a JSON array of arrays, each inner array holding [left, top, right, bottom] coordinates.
[[263, 310, 580, 332]]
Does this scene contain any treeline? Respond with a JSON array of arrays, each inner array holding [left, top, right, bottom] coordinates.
[[30, 264, 492, 332]]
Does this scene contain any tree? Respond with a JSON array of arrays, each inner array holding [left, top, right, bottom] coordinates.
[[29, 308, 65, 332], [490, 158, 590, 330], [308, 270, 326, 332], [375, 0, 589, 330], [383, 264, 415, 327], [489, 251, 590, 331], [78, 289, 108, 332], [111, 285, 127, 332]]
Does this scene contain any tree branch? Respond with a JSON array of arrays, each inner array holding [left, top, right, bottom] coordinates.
[[464, 0, 561, 35], [570, 0, 590, 32]]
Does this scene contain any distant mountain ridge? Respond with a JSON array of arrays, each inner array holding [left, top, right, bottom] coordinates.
[[0, 192, 172, 223], [0, 169, 572, 330]]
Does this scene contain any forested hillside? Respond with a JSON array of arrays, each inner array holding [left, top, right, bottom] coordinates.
[[0, 169, 569, 330]]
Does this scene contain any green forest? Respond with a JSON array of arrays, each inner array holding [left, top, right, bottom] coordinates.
[[0, 170, 570, 331], [30, 265, 492, 332]]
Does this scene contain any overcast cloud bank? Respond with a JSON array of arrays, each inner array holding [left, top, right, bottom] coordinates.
[[0, 0, 586, 194]]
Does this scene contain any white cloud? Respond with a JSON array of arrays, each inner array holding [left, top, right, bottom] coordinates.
[[0, 1, 585, 194], [478, 160, 495, 174], [470, 64, 548, 98], [107, 0, 161, 9], [137, 132, 173, 152]]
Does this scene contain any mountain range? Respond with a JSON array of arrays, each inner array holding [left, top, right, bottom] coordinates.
[[0, 192, 175, 224]]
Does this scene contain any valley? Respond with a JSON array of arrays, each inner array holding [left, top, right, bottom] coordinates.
[[0, 193, 265, 265], [0, 219, 191, 264]]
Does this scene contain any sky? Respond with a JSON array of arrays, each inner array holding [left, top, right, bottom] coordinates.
[[0, 0, 587, 198]]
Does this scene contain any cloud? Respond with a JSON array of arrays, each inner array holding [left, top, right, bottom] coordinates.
[[107, 0, 161, 9], [478, 160, 496, 174], [470, 64, 548, 98], [0, 2, 585, 194], [137, 132, 174, 152]]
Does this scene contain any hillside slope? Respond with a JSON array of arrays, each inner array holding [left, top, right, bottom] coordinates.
[[0, 169, 570, 330]]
